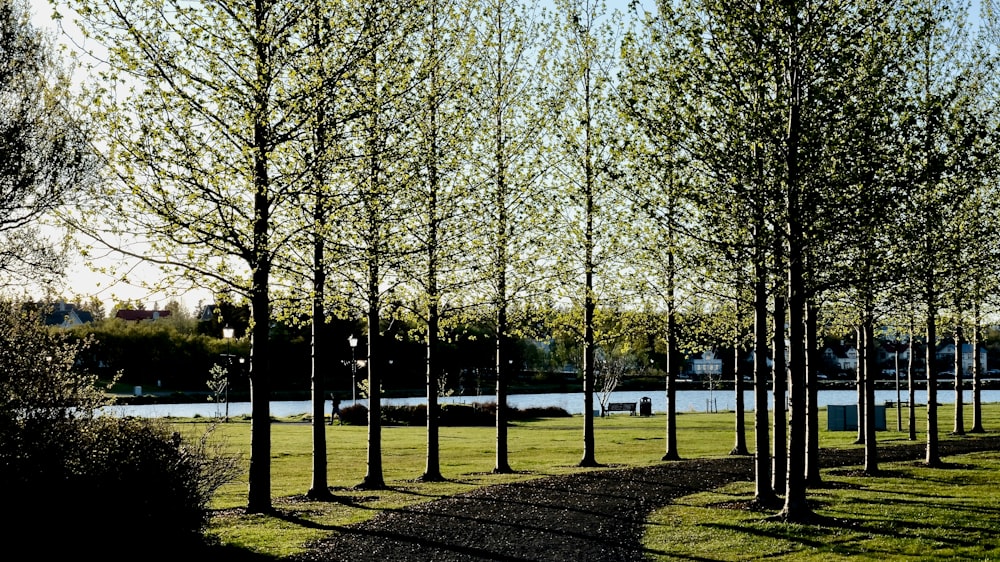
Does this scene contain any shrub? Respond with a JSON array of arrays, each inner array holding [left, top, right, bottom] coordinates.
[[339, 403, 369, 425], [0, 301, 242, 557], [514, 406, 573, 419], [439, 402, 496, 426], [334, 402, 571, 426]]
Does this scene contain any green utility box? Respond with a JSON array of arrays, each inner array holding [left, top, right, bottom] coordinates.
[[827, 404, 885, 431]]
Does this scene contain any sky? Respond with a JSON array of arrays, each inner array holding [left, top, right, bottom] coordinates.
[[28, 1, 214, 315]]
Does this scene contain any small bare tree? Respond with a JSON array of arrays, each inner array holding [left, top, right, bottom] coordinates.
[[595, 347, 633, 416]]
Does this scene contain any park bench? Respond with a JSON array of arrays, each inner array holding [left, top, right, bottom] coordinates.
[[604, 402, 637, 416]]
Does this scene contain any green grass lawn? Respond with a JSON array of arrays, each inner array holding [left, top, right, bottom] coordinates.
[[173, 402, 1000, 559], [644, 451, 1000, 560]]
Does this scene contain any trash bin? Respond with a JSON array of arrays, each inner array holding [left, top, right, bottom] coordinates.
[[639, 396, 652, 416]]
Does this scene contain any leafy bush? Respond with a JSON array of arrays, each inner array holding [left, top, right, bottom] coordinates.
[[515, 406, 573, 419], [7, 417, 241, 554], [338, 402, 570, 426], [0, 301, 242, 556], [339, 403, 369, 425]]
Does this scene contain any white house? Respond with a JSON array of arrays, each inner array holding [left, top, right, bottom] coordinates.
[[821, 342, 858, 371], [687, 349, 723, 376], [935, 342, 987, 374]]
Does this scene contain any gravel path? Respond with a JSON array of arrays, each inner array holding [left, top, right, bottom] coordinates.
[[292, 435, 1000, 562]]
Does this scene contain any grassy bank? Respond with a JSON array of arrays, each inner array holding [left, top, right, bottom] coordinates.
[[174, 402, 1000, 559]]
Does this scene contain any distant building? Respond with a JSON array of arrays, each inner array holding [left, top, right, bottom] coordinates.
[[687, 349, 723, 377], [821, 342, 859, 372], [42, 302, 94, 328], [935, 342, 987, 374], [115, 309, 171, 322]]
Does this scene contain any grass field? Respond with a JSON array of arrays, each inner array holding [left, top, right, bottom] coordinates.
[[172, 402, 1000, 559], [645, 452, 1000, 560]]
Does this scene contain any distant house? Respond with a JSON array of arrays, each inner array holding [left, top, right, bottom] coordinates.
[[821, 342, 858, 372], [115, 309, 171, 322], [935, 342, 987, 373], [687, 349, 724, 377], [42, 302, 94, 328], [876, 341, 912, 364]]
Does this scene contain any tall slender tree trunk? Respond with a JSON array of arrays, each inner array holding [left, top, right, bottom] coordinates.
[[495, 300, 512, 473], [248, 263, 272, 512], [663, 253, 680, 461], [248, 273, 272, 512], [971, 315, 984, 433], [361, 269, 385, 489], [862, 319, 879, 475], [771, 258, 787, 496], [804, 300, 821, 487], [953, 322, 965, 435], [894, 344, 902, 432], [908, 323, 917, 441], [925, 305, 941, 466], [306, 187, 332, 499], [424, 292, 443, 480], [782, 231, 809, 520], [855, 326, 866, 446], [753, 256, 777, 505], [732, 321, 749, 456]]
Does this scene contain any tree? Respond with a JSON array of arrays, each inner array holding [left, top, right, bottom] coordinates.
[[594, 345, 629, 415], [284, 0, 376, 502], [329, 0, 425, 489], [398, 0, 477, 482], [467, 0, 556, 474], [0, 0, 92, 291], [63, 0, 315, 512], [895, 0, 979, 467], [550, 0, 630, 468], [619, 2, 697, 464]]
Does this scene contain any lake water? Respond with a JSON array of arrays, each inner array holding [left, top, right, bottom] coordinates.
[[101, 388, 1000, 419]]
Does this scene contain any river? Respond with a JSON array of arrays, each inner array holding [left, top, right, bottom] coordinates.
[[100, 388, 1000, 419]]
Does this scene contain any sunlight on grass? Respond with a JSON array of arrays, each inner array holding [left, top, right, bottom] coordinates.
[[643, 452, 1000, 561], [169, 401, 1000, 559]]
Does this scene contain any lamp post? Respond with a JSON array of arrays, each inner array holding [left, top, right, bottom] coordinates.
[[348, 334, 358, 404], [222, 326, 234, 422]]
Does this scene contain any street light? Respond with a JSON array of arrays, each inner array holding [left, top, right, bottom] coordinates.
[[348, 335, 358, 404], [223, 326, 234, 422]]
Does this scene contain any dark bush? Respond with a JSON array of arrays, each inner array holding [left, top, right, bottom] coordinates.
[[381, 403, 426, 425], [439, 403, 495, 426], [339, 403, 369, 425], [514, 406, 573, 420], [334, 402, 571, 426], [5, 416, 241, 557]]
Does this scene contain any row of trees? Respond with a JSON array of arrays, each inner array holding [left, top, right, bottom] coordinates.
[[28, 0, 1000, 521]]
